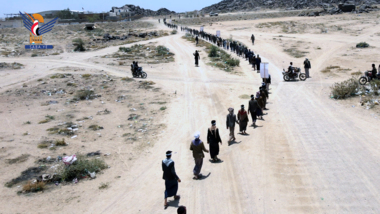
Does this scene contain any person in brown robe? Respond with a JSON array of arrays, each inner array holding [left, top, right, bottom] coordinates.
[[190, 131, 209, 179], [256, 93, 264, 120], [237, 105, 248, 135], [207, 120, 222, 162]]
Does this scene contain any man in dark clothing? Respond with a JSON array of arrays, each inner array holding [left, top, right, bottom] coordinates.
[[256, 55, 262, 71], [304, 58, 311, 78], [248, 95, 259, 127], [195, 36, 199, 45], [194, 50, 200, 67], [251, 34, 255, 45], [162, 151, 181, 209], [371, 64, 377, 79]]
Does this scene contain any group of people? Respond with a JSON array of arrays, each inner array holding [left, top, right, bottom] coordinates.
[[161, 23, 274, 212], [182, 27, 264, 71], [163, 18, 179, 29]]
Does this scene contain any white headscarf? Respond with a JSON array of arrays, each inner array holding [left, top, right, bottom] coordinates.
[[194, 131, 200, 139]]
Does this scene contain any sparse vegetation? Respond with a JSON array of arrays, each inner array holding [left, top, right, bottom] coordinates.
[[330, 77, 359, 99], [58, 154, 107, 181], [89, 124, 103, 131], [356, 42, 369, 48], [284, 48, 309, 58], [99, 182, 109, 189], [351, 71, 362, 76], [73, 38, 86, 51], [171, 30, 177, 35], [24, 121, 31, 125], [82, 74, 92, 79], [160, 106, 167, 111], [75, 89, 95, 100], [22, 181, 46, 193], [6, 154, 30, 164]]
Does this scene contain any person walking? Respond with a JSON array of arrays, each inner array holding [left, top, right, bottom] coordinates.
[[162, 151, 181, 209], [267, 74, 271, 90], [226, 108, 238, 144], [256, 93, 264, 120], [304, 58, 311, 78], [194, 50, 200, 67], [207, 120, 222, 162], [248, 95, 258, 127], [251, 34, 255, 45], [260, 86, 269, 110], [256, 55, 262, 71], [190, 131, 209, 179], [195, 36, 199, 45], [252, 55, 256, 70], [237, 105, 249, 135]]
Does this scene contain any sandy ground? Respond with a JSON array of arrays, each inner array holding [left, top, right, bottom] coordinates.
[[1, 11, 380, 214]]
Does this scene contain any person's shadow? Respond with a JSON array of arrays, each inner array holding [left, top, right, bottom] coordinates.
[[165, 198, 180, 209], [228, 140, 241, 146], [209, 159, 224, 163], [198, 172, 211, 180]]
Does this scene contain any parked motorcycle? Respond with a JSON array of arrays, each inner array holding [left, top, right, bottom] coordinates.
[[282, 67, 307, 81], [131, 66, 147, 79], [359, 71, 379, 85]]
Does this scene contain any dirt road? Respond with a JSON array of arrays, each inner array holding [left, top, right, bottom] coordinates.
[[1, 17, 380, 213]]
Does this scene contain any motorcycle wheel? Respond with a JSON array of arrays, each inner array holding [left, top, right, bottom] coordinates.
[[141, 72, 147, 79], [283, 75, 290, 81], [359, 76, 367, 85], [299, 73, 307, 81]]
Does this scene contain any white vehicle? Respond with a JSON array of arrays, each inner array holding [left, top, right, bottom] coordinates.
[[209, 12, 218, 17]]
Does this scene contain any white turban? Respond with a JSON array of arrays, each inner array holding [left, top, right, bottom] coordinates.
[[194, 131, 200, 139]]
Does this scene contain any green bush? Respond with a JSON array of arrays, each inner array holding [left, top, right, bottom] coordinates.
[[156, 45, 169, 55], [59, 155, 107, 181], [226, 58, 240, 67], [75, 89, 95, 100], [119, 47, 132, 52], [208, 46, 219, 57], [171, 30, 177, 35], [72, 38, 85, 52], [356, 42, 369, 48]]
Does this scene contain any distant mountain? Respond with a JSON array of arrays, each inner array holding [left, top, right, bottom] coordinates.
[[200, 0, 380, 13], [110, 4, 176, 16]]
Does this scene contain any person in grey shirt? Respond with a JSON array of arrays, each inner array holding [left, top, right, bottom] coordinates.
[[226, 108, 239, 144]]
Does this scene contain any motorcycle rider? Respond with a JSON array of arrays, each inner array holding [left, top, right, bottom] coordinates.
[[288, 62, 294, 76], [371, 64, 377, 80]]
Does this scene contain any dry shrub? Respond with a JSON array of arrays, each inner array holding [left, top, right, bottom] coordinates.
[[370, 79, 380, 95], [56, 138, 67, 146], [351, 71, 362, 76], [75, 89, 95, 100], [23, 181, 45, 192], [82, 74, 92, 79], [6, 154, 30, 164], [121, 77, 134, 82], [330, 77, 359, 99]]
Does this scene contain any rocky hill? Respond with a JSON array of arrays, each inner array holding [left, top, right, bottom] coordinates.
[[110, 5, 176, 16], [201, 0, 380, 13]]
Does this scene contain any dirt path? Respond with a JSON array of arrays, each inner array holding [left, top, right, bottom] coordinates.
[[1, 17, 380, 213]]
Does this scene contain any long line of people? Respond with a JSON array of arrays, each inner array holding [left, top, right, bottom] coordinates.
[[161, 23, 271, 212]]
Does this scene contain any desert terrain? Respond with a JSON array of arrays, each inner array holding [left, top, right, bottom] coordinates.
[[1, 9, 380, 214]]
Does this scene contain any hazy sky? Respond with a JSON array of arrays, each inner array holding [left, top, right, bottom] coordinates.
[[3, 0, 221, 18]]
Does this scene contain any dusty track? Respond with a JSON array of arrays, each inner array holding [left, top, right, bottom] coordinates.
[[1, 17, 380, 213]]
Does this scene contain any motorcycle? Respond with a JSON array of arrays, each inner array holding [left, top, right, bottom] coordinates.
[[359, 71, 379, 85], [131, 66, 147, 79], [282, 67, 307, 81]]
